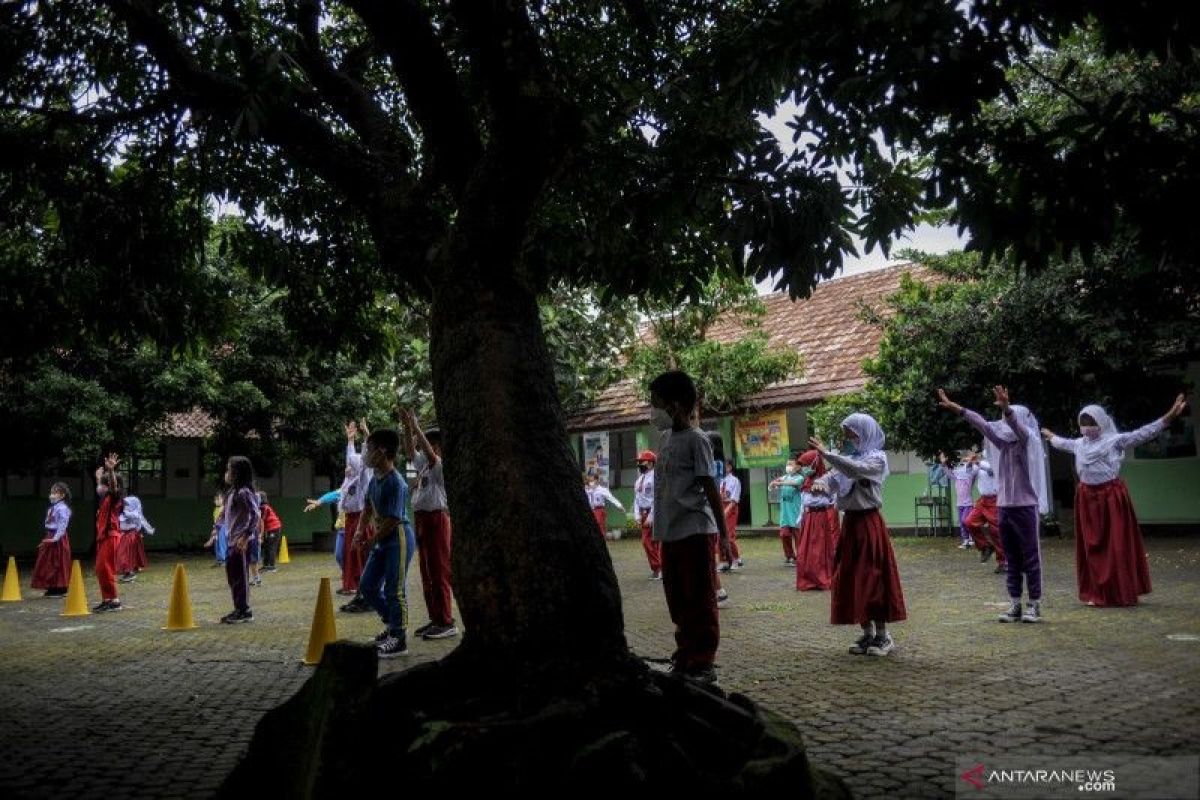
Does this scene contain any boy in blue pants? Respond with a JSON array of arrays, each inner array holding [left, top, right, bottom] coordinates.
[[356, 429, 416, 658]]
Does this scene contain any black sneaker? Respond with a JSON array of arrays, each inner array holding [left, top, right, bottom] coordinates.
[[220, 611, 238, 624], [92, 600, 112, 613], [1021, 600, 1043, 623], [339, 598, 369, 613], [413, 621, 435, 637], [106, 600, 123, 612], [222, 609, 253, 624], [998, 601, 1022, 623], [422, 624, 459, 640], [373, 629, 391, 643], [43, 589, 66, 598], [118, 572, 136, 583], [849, 632, 873, 654], [377, 634, 409, 659]]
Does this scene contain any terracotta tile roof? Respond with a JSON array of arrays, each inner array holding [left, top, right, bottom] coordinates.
[[153, 409, 218, 439], [566, 263, 933, 432]]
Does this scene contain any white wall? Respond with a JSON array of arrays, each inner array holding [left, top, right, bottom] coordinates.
[[165, 441, 199, 499]]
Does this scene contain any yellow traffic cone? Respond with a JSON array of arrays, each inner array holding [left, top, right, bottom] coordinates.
[[1, 556, 21, 601], [278, 535, 291, 564], [162, 563, 198, 630], [302, 577, 337, 666], [61, 560, 90, 616]]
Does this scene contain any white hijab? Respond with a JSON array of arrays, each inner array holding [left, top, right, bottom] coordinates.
[[826, 413, 889, 498], [987, 404, 1049, 514], [119, 495, 156, 535], [1076, 404, 1123, 470]]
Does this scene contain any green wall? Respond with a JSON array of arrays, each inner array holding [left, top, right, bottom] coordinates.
[[0, 496, 337, 558], [1117, 459, 1200, 523]]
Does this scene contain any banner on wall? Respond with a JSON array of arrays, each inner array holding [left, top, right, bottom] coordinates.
[[734, 412, 790, 468], [582, 431, 611, 485]]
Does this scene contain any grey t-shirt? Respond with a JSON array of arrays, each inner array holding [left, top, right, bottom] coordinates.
[[821, 452, 885, 511], [412, 451, 448, 512], [652, 427, 718, 542]]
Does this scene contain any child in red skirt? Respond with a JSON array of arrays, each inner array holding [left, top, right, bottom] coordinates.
[[32, 482, 73, 597], [809, 413, 906, 656], [117, 495, 154, 583], [1042, 394, 1187, 607], [794, 449, 839, 591]]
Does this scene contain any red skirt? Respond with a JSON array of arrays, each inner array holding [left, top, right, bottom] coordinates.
[[31, 537, 72, 589], [116, 531, 148, 573], [830, 509, 907, 624], [1075, 479, 1151, 607], [592, 508, 608, 538], [796, 506, 839, 591]]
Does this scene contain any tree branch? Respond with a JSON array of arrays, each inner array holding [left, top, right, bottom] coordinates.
[[288, 0, 414, 173], [344, 0, 481, 198], [0, 96, 179, 128], [102, 0, 389, 210]]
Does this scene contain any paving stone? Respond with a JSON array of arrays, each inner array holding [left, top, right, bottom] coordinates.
[[1, 537, 1198, 798]]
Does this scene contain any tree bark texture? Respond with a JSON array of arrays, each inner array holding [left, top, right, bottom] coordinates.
[[428, 256, 629, 683]]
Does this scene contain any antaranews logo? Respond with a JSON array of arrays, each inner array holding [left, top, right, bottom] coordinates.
[[961, 764, 986, 791], [959, 764, 1117, 794]]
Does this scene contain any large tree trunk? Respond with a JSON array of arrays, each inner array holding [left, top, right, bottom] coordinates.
[[220, 245, 849, 799], [427, 250, 629, 685]]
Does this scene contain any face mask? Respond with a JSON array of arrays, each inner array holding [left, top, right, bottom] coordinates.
[[799, 467, 814, 477], [842, 440, 858, 456], [650, 407, 674, 430], [1080, 425, 1101, 440], [784, 465, 796, 475], [637, 464, 649, 474]]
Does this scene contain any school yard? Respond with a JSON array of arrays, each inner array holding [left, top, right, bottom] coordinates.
[[1, 534, 1198, 799]]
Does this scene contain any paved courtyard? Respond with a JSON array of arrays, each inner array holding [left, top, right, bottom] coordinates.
[[1, 534, 1198, 798]]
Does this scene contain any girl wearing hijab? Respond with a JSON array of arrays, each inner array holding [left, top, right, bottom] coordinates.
[[938, 386, 1050, 623], [117, 495, 154, 582], [1042, 394, 1187, 607], [808, 414, 907, 656], [794, 449, 839, 591]]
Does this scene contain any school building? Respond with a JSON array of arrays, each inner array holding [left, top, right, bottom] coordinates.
[[0, 409, 339, 558], [3, 265, 1196, 558], [566, 264, 1200, 536]]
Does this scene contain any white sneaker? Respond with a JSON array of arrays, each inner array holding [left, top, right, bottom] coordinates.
[[866, 633, 895, 656], [1021, 600, 1043, 623], [649, 571, 662, 581], [716, 589, 730, 609]]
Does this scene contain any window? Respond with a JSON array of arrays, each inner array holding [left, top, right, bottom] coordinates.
[[130, 449, 166, 496], [132, 454, 165, 479]]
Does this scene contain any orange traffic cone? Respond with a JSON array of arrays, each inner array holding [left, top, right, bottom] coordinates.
[[61, 560, 90, 616], [163, 563, 198, 630], [302, 577, 337, 665], [278, 535, 291, 564], [1, 556, 21, 602]]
